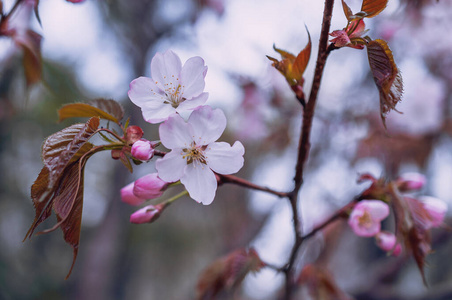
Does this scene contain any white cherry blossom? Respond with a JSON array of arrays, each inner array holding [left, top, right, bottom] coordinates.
[[155, 106, 245, 205], [128, 50, 209, 124]]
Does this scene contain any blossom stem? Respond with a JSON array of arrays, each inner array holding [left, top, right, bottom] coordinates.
[[165, 190, 189, 204], [217, 174, 289, 198], [284, 0, 335, 298]]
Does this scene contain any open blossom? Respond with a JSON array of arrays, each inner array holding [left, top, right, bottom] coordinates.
[[128, 50, 208, 124], [131, 139, 155, 161], [376, 231, 402, 256], [348, 200, 390, 237], [155, 105, 245, 205]]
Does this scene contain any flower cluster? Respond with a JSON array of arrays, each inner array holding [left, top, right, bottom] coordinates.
[[122, 50, 245, 221], [348, 172, 448, 256]]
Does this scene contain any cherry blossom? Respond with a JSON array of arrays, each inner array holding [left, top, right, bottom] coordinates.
[[128, 50, 208, 124], [120, 182, 146, 206], [130, 204, 165, 224], [375, 231, 402, 256], [155, 105, 245, 205], [133, 173, 170, 200], [396, 172, 426, 192], [419, 196, 448, 229], [348, 200, 390, 237], [131, 139, 155, 161]]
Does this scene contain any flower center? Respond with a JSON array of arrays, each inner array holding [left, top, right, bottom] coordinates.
[[358, 211, 373, 228], [182, 143, 207, 165]]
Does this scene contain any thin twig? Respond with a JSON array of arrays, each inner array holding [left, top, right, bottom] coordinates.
[[218, 174, 289, 198], [283, 0, 335, 298]]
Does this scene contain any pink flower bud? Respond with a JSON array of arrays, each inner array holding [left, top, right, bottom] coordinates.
[[420, 196, 448, 228], [397, 172, 426, 192], [348, 200, 390, 237], [120, 182, 146, 206], [130, 204, 163, 224], [131, 139, 154, 161], [375, 231, 402, 256], [133, 173, 169, 200]]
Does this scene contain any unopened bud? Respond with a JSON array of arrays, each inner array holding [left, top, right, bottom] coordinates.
[[396, 172, 426, 192], [131, 139, 155, 161], [420, 196, 448, 229], [120, 182, 146, 206], [375, 231, 402, 256], [126, 125, 144, 145], [130, 204, 165, 224], [133, 173, 169, 200]]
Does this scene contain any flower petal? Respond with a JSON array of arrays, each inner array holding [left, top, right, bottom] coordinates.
[[159, 113, 193, 149], [128, 76, 165, 107], [188, 106, 226, 145], [205, 141, 245, 175], [356, 200, 389, 221], [141, 102, 176, 124], [151, 50, 182, 91], [181, 161, 217, 205], [180, 56, 207, 98], [176, 92, 209, 112], [155, 149, 186, 182]]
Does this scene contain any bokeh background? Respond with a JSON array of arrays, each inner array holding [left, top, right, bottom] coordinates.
[[1, 0, 452, 299]]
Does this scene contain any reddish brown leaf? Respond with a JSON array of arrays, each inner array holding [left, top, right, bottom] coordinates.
[[267, 30, 311, 87], [390, 187, 432, 284], [293, 30, 311, 81], [297, 264, 351, 300], [18, 30, 42, 86], [41, 117, 99, 190], [366, 39, 403, 127], [361, 0, 388, 18], [196, 248, 265, 300], [58, 99, 124, 124], [341, 0, 354, 20]]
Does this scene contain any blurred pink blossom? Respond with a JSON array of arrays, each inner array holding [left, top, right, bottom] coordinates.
[[397, 172, 426, 192], [128, 50, 208, 124], [131, 139, 155, 161], [376, 231, 402, 256], [156, 106, 244, 205], [420, 196, 448, 229], [348, 200, 390, 237]]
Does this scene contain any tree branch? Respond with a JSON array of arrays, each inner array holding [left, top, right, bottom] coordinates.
[[283, 0, 335, 298], [218, 174, 289, 198]]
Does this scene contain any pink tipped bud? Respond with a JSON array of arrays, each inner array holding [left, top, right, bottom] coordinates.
[[133, 173, 169, 200], [130, 204, 164, 224], [348, 200, 390, 237], [397, 172, 426, 192], [376, 231, 402, 256], [131, 139, 155, 161], [420, 196, 448, 228], [120, 182, 146, 206]]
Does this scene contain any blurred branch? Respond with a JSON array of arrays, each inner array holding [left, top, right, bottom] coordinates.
[[218, 174, 289, 198], [283, 0, 335, 298]]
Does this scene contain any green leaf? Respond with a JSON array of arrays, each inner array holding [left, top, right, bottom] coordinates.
[[366, 39, 403, 127], [58, 99, 124, 124], [361, 0, 388, 18]]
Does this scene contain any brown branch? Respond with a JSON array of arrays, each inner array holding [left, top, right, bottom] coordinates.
[[217, 174, 289, 198], [283, 0, 335, 298]]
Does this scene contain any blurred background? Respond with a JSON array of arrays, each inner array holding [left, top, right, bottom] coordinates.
[[1, 0, 452, 299]]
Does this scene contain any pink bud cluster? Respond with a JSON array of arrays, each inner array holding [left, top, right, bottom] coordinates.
[[131, 139, 156, 161]]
